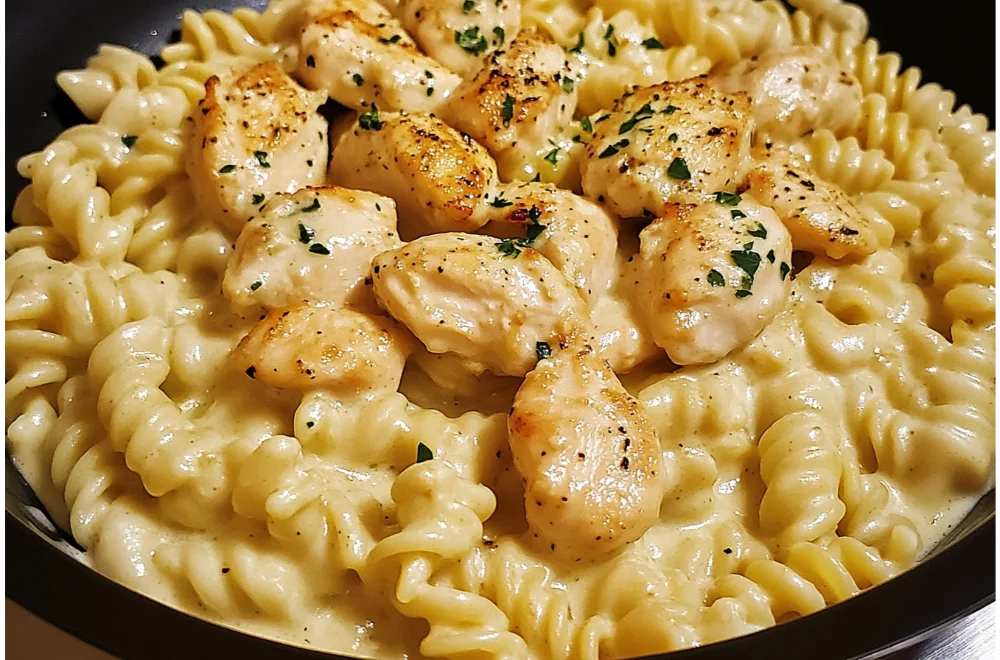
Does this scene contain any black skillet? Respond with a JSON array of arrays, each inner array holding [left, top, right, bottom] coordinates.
[[5, 1, 996, 658]]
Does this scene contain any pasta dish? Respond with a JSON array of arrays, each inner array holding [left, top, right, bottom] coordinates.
[[5, 0, 995, 657]]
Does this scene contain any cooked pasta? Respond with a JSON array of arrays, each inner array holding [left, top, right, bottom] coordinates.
[[5, 0, 994, 657]]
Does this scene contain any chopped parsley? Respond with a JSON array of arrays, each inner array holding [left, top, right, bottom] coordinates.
[[352, 73, 364, 86], [427, 86, 435, 96], [250, 281, 262, 291], [802, 180, 815, 191], [735, 289, 752, 298], [309, 243, 331, 255], [462, 0, 475, 12], [531, 172, 541, 182], [375, 202, 382, 212], [306, 54, 316, 67], [707, 269, 725, 287], [604, 24, 617, 57], [766, 249, 776, 263], [714, 191, 741, 206], [218, 164, 237, 174], [121, 135, 138, 149], [561, 76, 575, 93], [416, 442, 434, 463], [490, 194, 513, 208], [667, 157, 691, 179], [598, 138, 630, 158], [543, 147, 560, 165], [305, 421, 315, 428], [618, 103, 655, 135], [245, 366, 256, 378], [525, 205, 546, 243], [668, 132, 678, 143], [580, 116, 593, 134], [358, 104, 383, 131], [641, 37, 665, 49], [252, 193, 265, 205], [730, 245, 762, 293], [501, 94, 515, 125], [731, 209, 746, 220], [569, 32, 585, 53], [301, 199, 322, 213], [748, 223, 768, 239], [497, 238, 522, 257], [253, 151, 271, 168], [425, 70, 434, 78], [455, 26, 488, 55], [379, 34, 402, 44], [662, 104, 679, 115], [780, 261, 791, 280], [493, 26, 505, 45], [298, 223, 315, 244], [536, 341, 552, 361]]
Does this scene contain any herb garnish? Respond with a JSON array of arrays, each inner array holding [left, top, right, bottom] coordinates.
[[714, 191, 741, 206], [604, 24, 617, 56], [301, 199, 322, 213], [490, 194, 513, 208], [309, 243, 331, 255], [580, 116, 593, 134], [416, 442, 434, 463], [358, 104, 383, 131], [121, 135, 138, 149], [766, 249, 775, 263], [536, 341, 552, 360], [250, 281, 262, 291], [735, 289, 752, 298], [543, 147, 560, 165], [561, 76, 575, 93], [219, 164, 237, 174], [378, 34, 402, 44], [298, 223, 315, 244], [662, 104, 679, 115], [462, 0, 475, 12], [780, 262, 790, 280], [493, 26, 505, 44], [455, 26, 488, 55], [598, 138, 630, 158], [618, 103, 655, 135], [501, 94, 515, 124], [668, 132, 678, 143], [497, 238, 522, 257], [707, 269, 725, 287], [641, 37, 665, 49], [252, 193, 265, 205], [525, 205, 546, 242], [748, 223, 768, 239], [569, 32, 585, 53], [305, 54, 316, 68], [352, 73, 364, 86], [667, 157, 691, 179], [802, 180, 815, 191], [731, 209, 746, 220], [254, 151, 271, 168], [730, 244, 762, 294]]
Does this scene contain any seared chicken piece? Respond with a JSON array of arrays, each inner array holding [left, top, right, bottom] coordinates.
[[713, 46, 862, 143], [482, 181, 617, 300], [446, 29, 575, 180], [329, 111, 500, 236], [297, 0, 460, 113], [371, 233, 585, 376], [187, 62, 328, 233], [508, 339, 666, 558], [636, 197, 792, 365], [235, 302, 409, 397], [223, 187, 400, 311], [587, 295, 661, 373], [398, 0, 521, 78], [748, 147, 877, 260], [580, 77, 753, 218]]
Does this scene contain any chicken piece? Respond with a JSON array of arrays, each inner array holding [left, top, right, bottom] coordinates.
[[223, 187, 400, 311], [371, 233, 585, 376], [329, 111, 500, 236], [235, 302, 409, 397], [636, 197, 792, 365], [398, 0, 521, 79], [713, 45, 862, 143], [187, 63, 328, 234], [297, 0, 461, 113], [587, 295, 661, 373], [748, 147, 877, 260], [482, 182, 617, 299], [508, 339, 666, 558], [580, 77, 753, 219], [445, 29, 574, 180]]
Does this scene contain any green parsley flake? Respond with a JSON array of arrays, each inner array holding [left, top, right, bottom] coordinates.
[[493, 26, 505, 44], [301, 199, 322, 213], [544, 148, 560, 165], [427, 86, 435, 96], [731, 209, 746, 220], [497, 238, 522, 258], [536, 341, 552, 361], [358, 104, 383, 131], [569, 32, 585, 53], [604, 24, 617, 56], [780, 261, 791, 280], [599, 138, 630, 158], [490, 194, 513, 208], [730, 247, 762, 290], [766, 249, 775, 263], [416, 442, 434, 463], [618, 103, 655, 135], [252, 193, 265, 205], [641, 37, 665, 49], [501, 94, 515, 125], [748, 223, 768, 239], [379, 35, 402, 44], [462, 0, 475, 12], [735, 289, 753, 298], [375, 202, 382, 212], [352, 73, 364, 86], [581, 116, 593, 134], [525, 205, 546, 243], [298, 223, 315, 244], [561, 76, 575, 93], [668, 132, 678, 143], [309, 243, 331, 255], [121, 135, 138, 149], [306, 421, 315, 428], [531, 172, 541, 182], [455, 26, 488, 55], [254, 151, 271, 168], [425, 70, 434, 78], [802, 180, 815, 191], [667, 157, 691, 179], [218, 164, 237, 174], [707, 269, 725, 287], [306, 54, 316, 68], [714, 191, 741, 206], [662, 104, 679, 115], [250, 281, 262, 291]]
